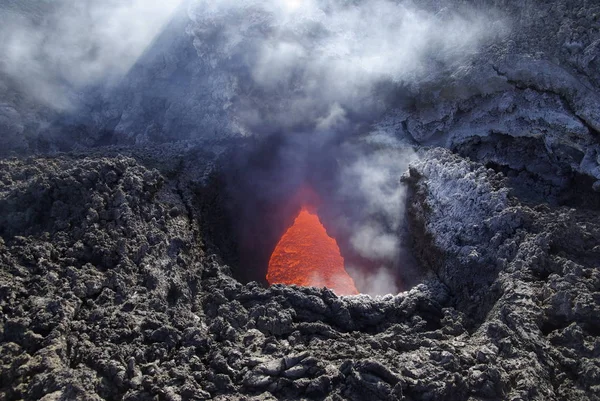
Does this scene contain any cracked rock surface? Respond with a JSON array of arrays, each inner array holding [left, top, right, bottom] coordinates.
[[1, 149, 599, 400]]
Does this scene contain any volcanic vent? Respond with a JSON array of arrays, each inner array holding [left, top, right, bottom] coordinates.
[[267, 206, 359, 296], [199, 135, 422, 297]]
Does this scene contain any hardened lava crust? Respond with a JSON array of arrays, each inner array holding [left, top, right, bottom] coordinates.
[[1, 0, 600, 399], [0, 148, 599, 401]]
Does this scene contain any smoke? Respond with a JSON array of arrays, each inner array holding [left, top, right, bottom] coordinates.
[[319, 138, 418, 295], [0, 0, 184, 110], [346, 264, 399, 296], [343, 149, 413, 259], [189, 0, 505, 135]]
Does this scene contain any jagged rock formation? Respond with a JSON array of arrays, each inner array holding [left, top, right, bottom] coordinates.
[[1, 0, 600, 400], [1, 150, 598, 400]]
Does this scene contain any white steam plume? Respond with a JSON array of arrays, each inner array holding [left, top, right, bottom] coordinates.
[[329, 141, 418, 295], [346, 264, 399, 296], [189, 0, 506, 134], [0, 0, 184, 110]]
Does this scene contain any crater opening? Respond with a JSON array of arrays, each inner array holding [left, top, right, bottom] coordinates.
[[196, 135, 424, 296]]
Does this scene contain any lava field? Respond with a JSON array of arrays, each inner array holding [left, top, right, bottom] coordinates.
[[1, 0, 600, 400]]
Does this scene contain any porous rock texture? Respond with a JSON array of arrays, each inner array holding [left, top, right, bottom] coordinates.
[[1, 0, 600, 400], [1, 148, 599, 400]]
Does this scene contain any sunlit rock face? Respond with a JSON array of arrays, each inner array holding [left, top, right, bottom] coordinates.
[[267, 207, 359, 296]]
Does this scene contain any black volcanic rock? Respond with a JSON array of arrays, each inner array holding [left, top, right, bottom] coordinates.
[[0, 151, 598, 400]]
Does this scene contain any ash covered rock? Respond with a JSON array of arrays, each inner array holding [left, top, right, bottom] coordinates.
[[376, 0, 600, 194], [0, 155, 205, 400], [406, 148, 600, 399], [1, 151, 599, 400]]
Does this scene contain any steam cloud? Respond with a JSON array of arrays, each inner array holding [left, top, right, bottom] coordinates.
[[189, 0, 504, 136], [0, 0, 183, 110], [323, 140, 418, 295]]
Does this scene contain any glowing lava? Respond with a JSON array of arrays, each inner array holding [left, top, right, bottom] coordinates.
[[267, 207, 359, 296]]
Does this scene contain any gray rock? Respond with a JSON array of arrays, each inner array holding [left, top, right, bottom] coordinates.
[[1, 0, 600, 400]]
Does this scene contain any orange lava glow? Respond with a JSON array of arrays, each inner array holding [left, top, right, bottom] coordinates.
[[267, 207, 359, 296]]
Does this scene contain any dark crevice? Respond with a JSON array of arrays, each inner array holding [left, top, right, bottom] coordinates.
[[454, 133, 600, 211], [582, 321, 600, 337], [175, 181, 195, 233], [540, 317, 571, 336], [193, 172, 243, 281]]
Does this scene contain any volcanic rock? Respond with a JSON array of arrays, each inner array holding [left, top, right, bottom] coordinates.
[[0, 148, 598, 400], [1, 0, 600, 400]]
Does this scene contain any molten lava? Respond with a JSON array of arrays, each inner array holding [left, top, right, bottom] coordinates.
[[267, 207, 359, 296]]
